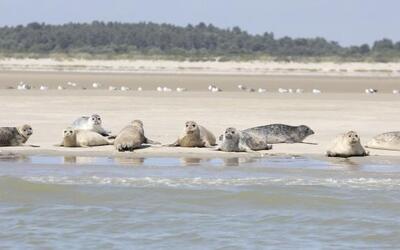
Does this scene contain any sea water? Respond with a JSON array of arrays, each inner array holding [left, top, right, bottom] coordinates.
[[0, 154, 399, 249]]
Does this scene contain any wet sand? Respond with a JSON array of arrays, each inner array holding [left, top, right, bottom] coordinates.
[[1, 70, 400, 93], [0, 78, 399, 160]]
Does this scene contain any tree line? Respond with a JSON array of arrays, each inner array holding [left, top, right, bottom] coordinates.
[[0, 21, 399, 61]]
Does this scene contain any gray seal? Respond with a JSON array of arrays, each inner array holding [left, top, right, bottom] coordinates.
[[72, 114, 111, 136], [0, 125, 33, 146], [326, 131, 369, 157], [243, 124, 314, 144], [114, 120, 160, 152], [168, 121, 216, 147], [366, 131, 400, 151], [59, 127, 113, 147], [218, 127, 272, 152]]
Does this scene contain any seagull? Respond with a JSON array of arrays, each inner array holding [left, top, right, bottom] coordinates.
[[39, 85, 48, 91], [163, 87, 172, 92], [137, 87, 143, 91], [92, 82, 101, 88], [108, 86, 117, 91], [312, 89, 322, 94], [208, 84, 216, 91], [238, 84, 247, 91], [393, 89, 399, 94], [176, 87, 187, 92], [258, 88, 267, 93], [278, 88, 288, 93], [211, 87, 222, 92], [57, 86, 65, 90], [120, 86, 130, 91]]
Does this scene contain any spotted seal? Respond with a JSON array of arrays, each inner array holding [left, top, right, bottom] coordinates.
[[72, 114, 111, 136], [326, 131, 369, 157], [59, 127, 113, 147], [0, 124, 33, 146], [114, 120, 160, 152], [366, 131, 400, 151], [243, 124, 314, 144], [218, 127, 272, 152], [168, 121, 216, 147]]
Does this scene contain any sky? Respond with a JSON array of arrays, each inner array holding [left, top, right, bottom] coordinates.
[[0, 0, 398, 46]]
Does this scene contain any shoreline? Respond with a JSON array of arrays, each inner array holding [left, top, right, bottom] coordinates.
[[1, 146, 400, 166], [1, 58, 400, 77]]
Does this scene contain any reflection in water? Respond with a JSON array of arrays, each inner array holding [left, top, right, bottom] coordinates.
[[114, 157, 145, 166], [326, 157, 361, 170], [0, 153, 29, 163], [181, 157, 202, 166]]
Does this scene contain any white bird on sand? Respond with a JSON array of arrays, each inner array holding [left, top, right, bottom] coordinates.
[[288, 88, 294, 93], [365, 88, 377, 94], [238, 84, 247, 91], [312, 89, 322, 94], [137, 87, 143, 91], [258, 88, 267, 93], [108, 86, 117, 91], [57, 85, 65, 90], [392, 89, 399, 94], [39, 85, 48, 91], [176, 87, 187, 92], [208, 84, 216, 91], [211, 87, 222, 92], [67, 82, 77, 87], [278, 88, 288, 93], [120, 86, 130, 91], [163, 87, 172, 92], [17, 82, 31, 90], [92, 82, 101, 88], [157, 87, 163, 92]]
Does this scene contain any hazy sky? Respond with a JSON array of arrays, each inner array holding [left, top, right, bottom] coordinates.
[[0, 0, 398, 46]]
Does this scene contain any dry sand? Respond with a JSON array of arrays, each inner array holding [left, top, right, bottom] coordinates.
[[0, 87, 399, 163]]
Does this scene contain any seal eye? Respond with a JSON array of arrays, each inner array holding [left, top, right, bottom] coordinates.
[[232, 131, 235, 134], [186, 124, 189, 127]]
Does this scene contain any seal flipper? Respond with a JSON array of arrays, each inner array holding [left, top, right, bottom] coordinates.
[[145, 137, 161, 145]]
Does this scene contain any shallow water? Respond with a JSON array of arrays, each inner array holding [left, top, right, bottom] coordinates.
[[0, 155, 399, 249]]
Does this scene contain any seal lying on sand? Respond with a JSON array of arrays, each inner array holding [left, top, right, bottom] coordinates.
[[243, 124, 314, 144], [114, 120, 160, 152], [218, 127, 272, 152], [0, 124, 33, 146], [168, 121, 216, 147], [59, 127, 113, 147], [326, 131, 369, 157], [72, 114, 111, 136], [366, 132, 400, 151]]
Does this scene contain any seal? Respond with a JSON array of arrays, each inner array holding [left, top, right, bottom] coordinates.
[[72, 114, 111, 136], [365, 131, 400, 151], [218, 127, 272, 152], [0, 124, 33, 146], [114, 120, 160, 152], [243, 124, 314, 144], [326, 131, 369, 157], [168, 121, 216, 147], [59, 127, 113, 147]]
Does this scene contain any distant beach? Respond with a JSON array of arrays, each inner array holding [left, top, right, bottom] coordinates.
[[1, 58, 400, 77]]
